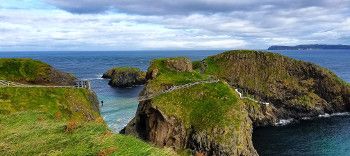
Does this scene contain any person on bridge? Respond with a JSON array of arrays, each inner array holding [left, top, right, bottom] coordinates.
[[101, 100, 104, 107]]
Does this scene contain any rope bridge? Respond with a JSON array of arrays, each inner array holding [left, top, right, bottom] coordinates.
[[0, 79, 91, 89], [1, 79, 269, 105], [137, 79, 220, 101]]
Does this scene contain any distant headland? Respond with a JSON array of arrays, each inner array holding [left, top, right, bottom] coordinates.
[[268, 44, 350, 50]]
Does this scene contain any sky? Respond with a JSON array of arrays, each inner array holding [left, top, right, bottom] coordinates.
[[0, 0, 349, 51]]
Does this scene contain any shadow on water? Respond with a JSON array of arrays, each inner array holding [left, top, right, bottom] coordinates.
[[253, 116, 350, 156]]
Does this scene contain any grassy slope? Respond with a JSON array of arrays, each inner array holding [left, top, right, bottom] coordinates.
[[0, 59, 174, 155], [0, 87, 174, 155], [201, 50, 350, 108], [146, 58, 248, 138], [0, 58, 51, 82]]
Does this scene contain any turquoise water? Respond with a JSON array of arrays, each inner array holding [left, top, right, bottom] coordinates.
[[0, 50, 349, 155]]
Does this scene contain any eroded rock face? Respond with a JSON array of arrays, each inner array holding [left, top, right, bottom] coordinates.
[[122, 100, 258, 156], [164, 58, 193, 72], [121, 100, 188, 149], [102, 67, 146, 88]]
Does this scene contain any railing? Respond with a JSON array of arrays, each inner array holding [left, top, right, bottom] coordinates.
[[0, 79, 91, 90]]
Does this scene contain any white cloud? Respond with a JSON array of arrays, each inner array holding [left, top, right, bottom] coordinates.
[[0, 0, 349, 51]]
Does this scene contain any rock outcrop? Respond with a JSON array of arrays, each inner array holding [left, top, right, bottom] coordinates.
[[164, 57, 193, 72], [102, 67, 146, 88], [122, 51, 350, 155]]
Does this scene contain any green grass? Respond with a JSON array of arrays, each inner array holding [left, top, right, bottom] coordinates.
[[0, 58, 51, 82], [152, 82, 244, 131], [0, 87, 99, 121], [0, 87, 175, 155], [0, 111, 175, 155], [146, 58, 210, 92]]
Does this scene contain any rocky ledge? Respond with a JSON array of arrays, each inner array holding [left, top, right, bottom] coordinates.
[[121, 51, 350, 155], [102, 67, 146, 88]]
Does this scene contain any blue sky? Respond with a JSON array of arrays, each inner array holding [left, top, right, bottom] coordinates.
[[0, 0, 349, 51]]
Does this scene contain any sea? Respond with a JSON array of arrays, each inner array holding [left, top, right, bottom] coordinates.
[[0, 50, 349, 156]]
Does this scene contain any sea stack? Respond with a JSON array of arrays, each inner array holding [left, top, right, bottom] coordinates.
[[102, 67, 146, 88]]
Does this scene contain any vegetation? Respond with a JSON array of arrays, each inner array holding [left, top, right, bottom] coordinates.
[[0, 87, 175, 155], [0, 59, 175, 155], [199, 50, 350, 109], [0, 58, 75, 85], [141, 57, 253, 150], [0, 58, 51, 82], [146, 57, 247, 131], [153, 82, 244, 130], [146, 58, 210, 92], [103, 67, 144, 79]]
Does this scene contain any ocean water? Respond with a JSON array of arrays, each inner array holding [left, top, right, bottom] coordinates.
[[0, 50, 349, 155]]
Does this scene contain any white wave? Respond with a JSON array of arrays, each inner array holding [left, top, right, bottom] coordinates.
[[319, 112, 350, 118], [302, 117, 312, 120], [274, 118, 294, 126], [330, 112, 350, 116], [318, 113, 330, 118]]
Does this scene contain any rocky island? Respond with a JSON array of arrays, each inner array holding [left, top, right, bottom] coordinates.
[[102, 67, 146, 88], [0, 59, 174, 155], [122, 50, 350, 155], [268, 44, 350, 50]]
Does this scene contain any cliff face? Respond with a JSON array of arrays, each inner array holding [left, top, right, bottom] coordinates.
[[0, 58, 76, 85], [122, 58, 258, 155], [200, 50, 350, 125], [102, 67, 146, 88]]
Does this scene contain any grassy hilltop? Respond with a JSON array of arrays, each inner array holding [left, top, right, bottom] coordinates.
[[0, 59, 174, 155], [199, 50, 350, 112], [0, 58, 75, 85]]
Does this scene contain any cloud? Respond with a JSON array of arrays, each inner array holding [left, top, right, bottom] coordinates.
[[0, 0, 349, 51], [46, 0, 349, 15]]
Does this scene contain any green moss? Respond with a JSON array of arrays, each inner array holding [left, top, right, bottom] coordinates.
[[0, 59, 51, 82], [0, 87, 175, 155]]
